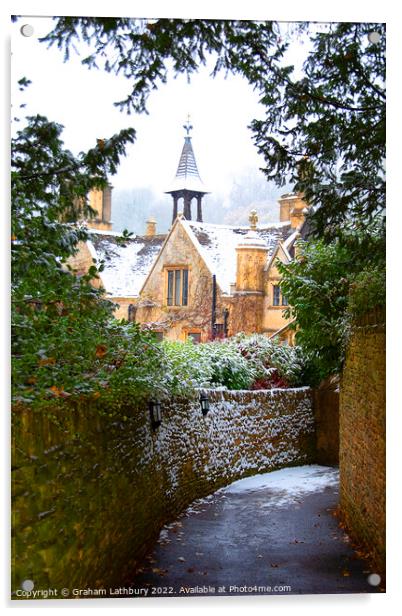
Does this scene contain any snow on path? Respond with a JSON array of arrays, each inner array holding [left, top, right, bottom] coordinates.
[[157, 466, 339, 543], [221, 464, 339, 508]]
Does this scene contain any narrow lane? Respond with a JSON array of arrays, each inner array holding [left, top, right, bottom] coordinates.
[[128, 465, 382, 597]]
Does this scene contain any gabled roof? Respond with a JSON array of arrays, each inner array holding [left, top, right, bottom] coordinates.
[[265, 227, 302, 272], [88, 230, 166, 297], [87, 218, 294, 299], [165, 135, 208, 194], [265, 241, 292, 273], [183, 219, 293, 294]]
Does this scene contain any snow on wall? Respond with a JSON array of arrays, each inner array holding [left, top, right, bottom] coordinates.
[[143, 387, 315, 504], [12, 386, 316, 589]]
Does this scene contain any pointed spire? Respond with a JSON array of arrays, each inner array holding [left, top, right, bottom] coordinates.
[[165, 117, 209, 194]]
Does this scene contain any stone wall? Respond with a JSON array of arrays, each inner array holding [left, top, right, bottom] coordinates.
[[313, 376, 339, 466], [12, 387, 315, 594], [339, 311, 385, 576]]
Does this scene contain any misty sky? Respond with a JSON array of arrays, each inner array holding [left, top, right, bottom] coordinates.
[[11, 17, 267, 198], [10, 17, 317, 204]]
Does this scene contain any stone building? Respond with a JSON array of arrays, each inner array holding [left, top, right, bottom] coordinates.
[[70, 121, 309, 344]]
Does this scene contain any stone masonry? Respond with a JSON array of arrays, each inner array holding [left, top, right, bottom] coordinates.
[[339, 311, 385, 576], [12, 387, 315, 594]]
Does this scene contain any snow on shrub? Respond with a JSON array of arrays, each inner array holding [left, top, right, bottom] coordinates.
[[161, 334, 307, 392], [162, 339, 255, 391], [226, 333, 306, 388]]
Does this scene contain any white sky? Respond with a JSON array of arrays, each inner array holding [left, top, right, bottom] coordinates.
[[11, 16, 272, 197]]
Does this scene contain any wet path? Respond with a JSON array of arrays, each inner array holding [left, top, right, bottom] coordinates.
[[128, 465, 382, 597]]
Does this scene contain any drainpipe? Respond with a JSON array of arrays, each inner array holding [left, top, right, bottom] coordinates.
[[211, 274, 217, 340]]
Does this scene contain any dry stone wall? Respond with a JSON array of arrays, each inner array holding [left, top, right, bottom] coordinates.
[[12, 387, 315, 593], [339, 313, 385, 576]]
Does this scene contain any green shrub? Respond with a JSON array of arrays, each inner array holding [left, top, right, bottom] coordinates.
[[162, 339, 255, 391], [347, 267, 385, 321], [227, 333, 307, 388]]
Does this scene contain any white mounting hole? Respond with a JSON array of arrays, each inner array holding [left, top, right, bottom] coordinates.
[[21, 579, 35, 591], [367, 573, 381, 586], [368, 31, 381, 44], [20, 24, 34, 37]]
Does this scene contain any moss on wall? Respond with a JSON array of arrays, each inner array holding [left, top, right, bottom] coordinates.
[[339, 316, 385, 576], [12, 387, 315, 596]]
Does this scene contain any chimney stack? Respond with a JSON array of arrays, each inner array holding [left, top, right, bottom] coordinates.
[[278, 193, 309, 229], [146, 218, 157, 237]]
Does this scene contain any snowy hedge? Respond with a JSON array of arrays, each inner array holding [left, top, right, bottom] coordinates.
[[161, 334, 307, 392]]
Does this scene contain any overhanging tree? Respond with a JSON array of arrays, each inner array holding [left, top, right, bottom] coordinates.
[[277, 218, 385, 384], [34, 17, 385, 238], [11, 101, 171, 406]]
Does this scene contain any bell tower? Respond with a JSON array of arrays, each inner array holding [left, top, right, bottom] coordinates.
[[165, 117, 209, 224]]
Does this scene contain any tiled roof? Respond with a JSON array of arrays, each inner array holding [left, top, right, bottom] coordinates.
[[184, 220, 293, 294], [89, 231, 165, 297], [88, 219, 294, 298]]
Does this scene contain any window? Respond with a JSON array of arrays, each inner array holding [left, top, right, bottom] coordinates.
[[167, 269, 188, 306], [128, 304, 136, 322], [272, 285, 288, 307], [273, 285, 281, 306], [187, 332, 201, 344]]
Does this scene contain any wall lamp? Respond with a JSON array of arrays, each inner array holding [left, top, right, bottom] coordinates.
[[200, 392, 210, 416], [149, 400, 162, 430]]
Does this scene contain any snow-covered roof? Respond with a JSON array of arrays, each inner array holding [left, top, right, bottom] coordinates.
[[89, 231, 165, 297], [87, 219, 293, 298], [183, 219, 293, 294]]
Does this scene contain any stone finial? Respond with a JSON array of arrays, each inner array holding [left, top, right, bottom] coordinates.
[[249, 209, 258, 230]]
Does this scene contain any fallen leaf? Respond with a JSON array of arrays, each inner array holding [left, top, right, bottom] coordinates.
[[49, 385, 64, 397], [177, 557, 186, 562], [187, 568, 195, 573], [270, 563, 279, 568], [95, 345, 107, 358], [152, 567, 167, 576], [38, 357, 56, 366]]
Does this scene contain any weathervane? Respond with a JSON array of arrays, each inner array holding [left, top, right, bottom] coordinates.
[[183, 114, 193, 137]]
